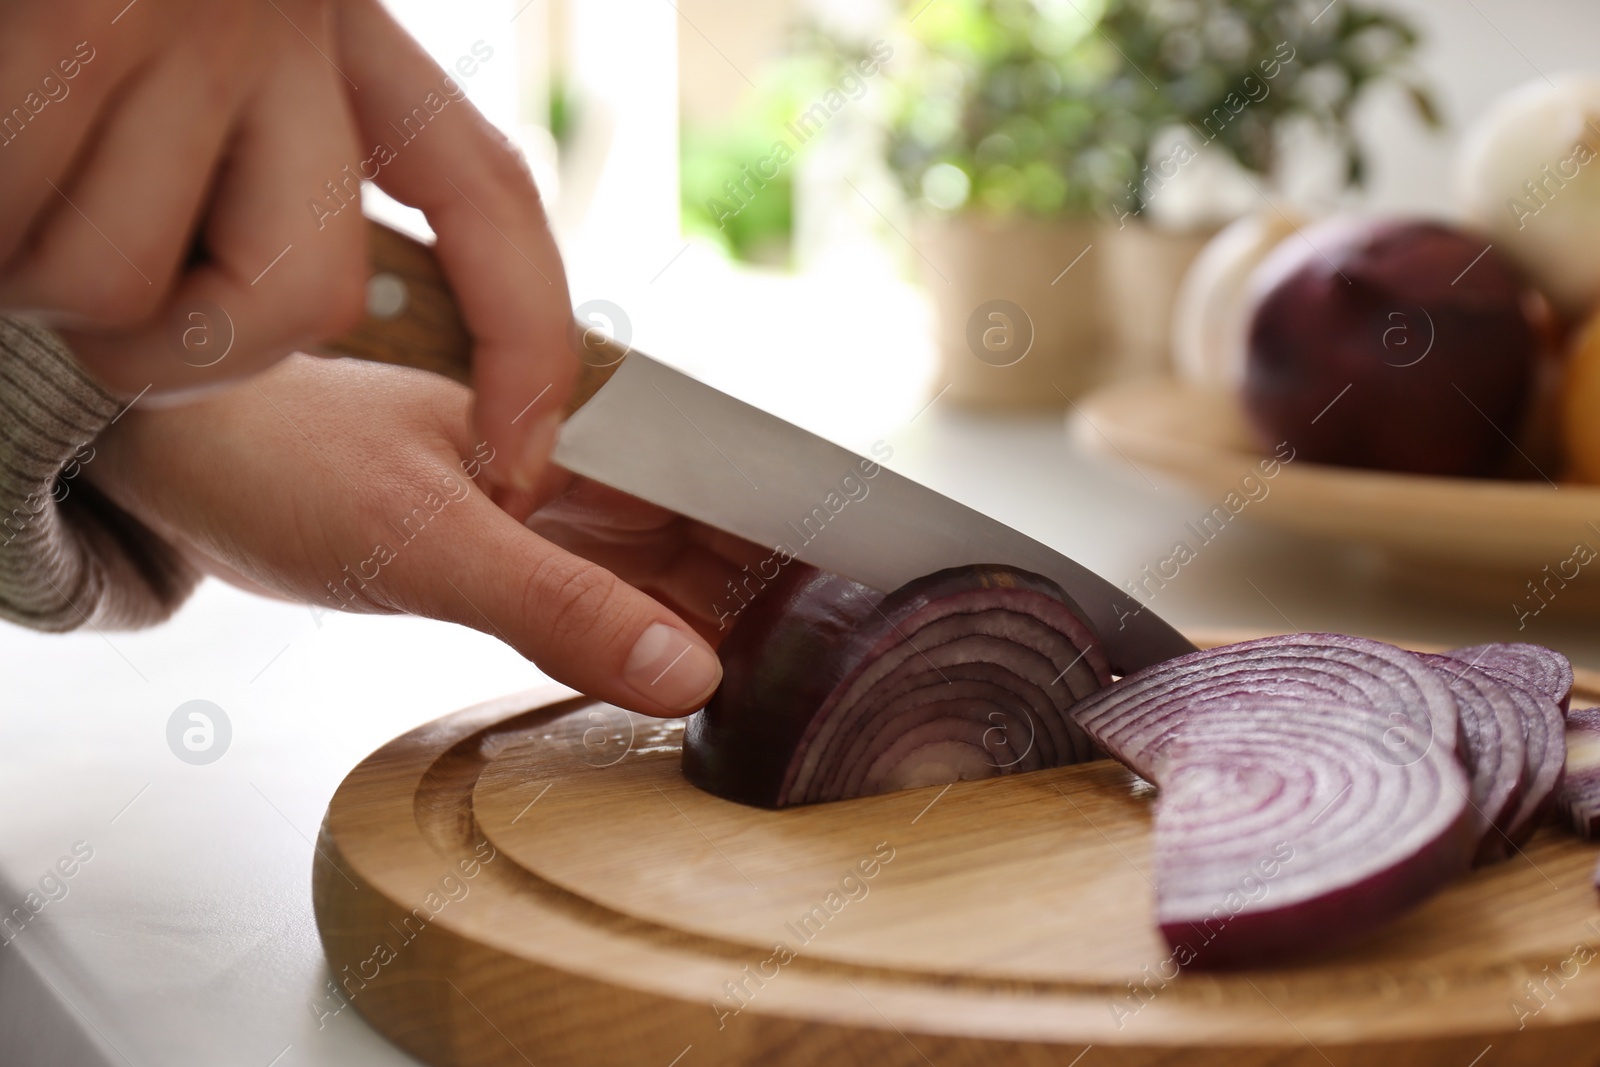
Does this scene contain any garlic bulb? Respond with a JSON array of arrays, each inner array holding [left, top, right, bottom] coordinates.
[[1458, 75, 1600, 320], [1171, 209, 1304, 387]]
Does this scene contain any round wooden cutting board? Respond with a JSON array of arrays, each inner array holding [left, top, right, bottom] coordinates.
[[314, 660, 1600, 1067]]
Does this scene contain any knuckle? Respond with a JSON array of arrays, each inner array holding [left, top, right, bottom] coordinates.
[[479, 131, 540, 199], [313, 268, 367, 339], [284, 256, 366, 342], [20, 228, 163, 329], [0, 219, 30, 271], [521, 554, 623, 648], [78, 265, 164, 329]]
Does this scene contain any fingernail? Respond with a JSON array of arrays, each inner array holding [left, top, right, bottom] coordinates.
[[511, 414, 562, 491], [624, 623, 723, 712]]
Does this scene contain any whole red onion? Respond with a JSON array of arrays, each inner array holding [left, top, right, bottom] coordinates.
[[1244, 218, 1542, 476]]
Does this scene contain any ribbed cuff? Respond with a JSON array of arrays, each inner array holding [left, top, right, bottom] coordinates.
[[0, 317, 199, 631]]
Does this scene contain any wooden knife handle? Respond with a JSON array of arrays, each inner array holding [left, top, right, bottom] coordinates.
[[320, 218, 629, 416]]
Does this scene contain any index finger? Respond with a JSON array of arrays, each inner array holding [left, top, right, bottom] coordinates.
[[333, 0, 574, 491]]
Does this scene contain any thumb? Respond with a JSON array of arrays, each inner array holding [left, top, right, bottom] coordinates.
[[391, 494, 723, 717]]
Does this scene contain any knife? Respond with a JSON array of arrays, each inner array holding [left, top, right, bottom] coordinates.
[[324, 220, 1196, 675]]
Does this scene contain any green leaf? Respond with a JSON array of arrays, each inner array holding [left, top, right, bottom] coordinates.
[[1405, 82, 1444, 129]]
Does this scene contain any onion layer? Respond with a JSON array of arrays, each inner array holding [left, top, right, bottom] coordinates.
[[1067, 634, 1474, 970], [683, 563, 1111, 808], [1417, 654, 1527, 865], [1443, 643, 1574, 714], [1561, 707, 1600, 841], [1461, 663, 1568, 846]]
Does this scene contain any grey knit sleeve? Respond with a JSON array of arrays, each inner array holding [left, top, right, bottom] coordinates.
[[0, 316, 199, 631]]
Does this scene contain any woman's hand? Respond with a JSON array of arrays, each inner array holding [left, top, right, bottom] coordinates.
[[0, 0, 573, 488], [88, 355, 763, 716]]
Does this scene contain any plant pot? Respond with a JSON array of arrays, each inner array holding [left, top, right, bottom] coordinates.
[[915, 214, 1105, 407], [1098, 219, 1221, 380]]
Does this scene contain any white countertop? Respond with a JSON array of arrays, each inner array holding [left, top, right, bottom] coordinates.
[[2, 397, 1594, 1066]]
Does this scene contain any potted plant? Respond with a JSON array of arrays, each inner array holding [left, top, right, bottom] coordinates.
[[880, 0, 1437, 404], [1092, 0, 1438, 375], [880, 0, 1131, 405]]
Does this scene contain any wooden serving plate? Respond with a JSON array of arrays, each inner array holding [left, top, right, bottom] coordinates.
[[1073, 378, 1600, 607], [314, 659, 1600, 1067]]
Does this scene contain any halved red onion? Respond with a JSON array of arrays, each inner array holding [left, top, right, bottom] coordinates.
[[1067, 634, 1473, 970], [1558, 707, 1600, 840], [683, 563, 1110, 808], [1463, 663, 1567, 846], [1416, 654, 1527, 865], [1442, 643, 1573, 713]]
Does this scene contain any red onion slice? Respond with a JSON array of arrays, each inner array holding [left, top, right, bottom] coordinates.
[[1442, 643, 1573, 713], [1559, 707, 1600, 840], [1417, 654, 1528, 865], [683, 563, 1111, 808], [1461, 663, 1567, 845], [1067, 634, 1473, 969]]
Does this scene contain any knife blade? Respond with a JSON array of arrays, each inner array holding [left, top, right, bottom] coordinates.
[[327, 220, 1196, 674]]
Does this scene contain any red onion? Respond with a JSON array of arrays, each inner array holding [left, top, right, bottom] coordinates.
[[1460, 663, 1567, 847], [685, 581, 1575, 966], [1561, 707, 1600, 841], [683, 563, 1110, 808], [1243, 217, 1542, 477], [1442, 643, 1573, 714], [1417, 654, 1528, 865], [1437, 644, 1571, 849], [1067, 634, 1474, 970]]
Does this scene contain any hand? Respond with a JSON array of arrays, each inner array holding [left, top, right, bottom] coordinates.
[[87, 355, 761, 716], [0, 0, 573, 489]]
